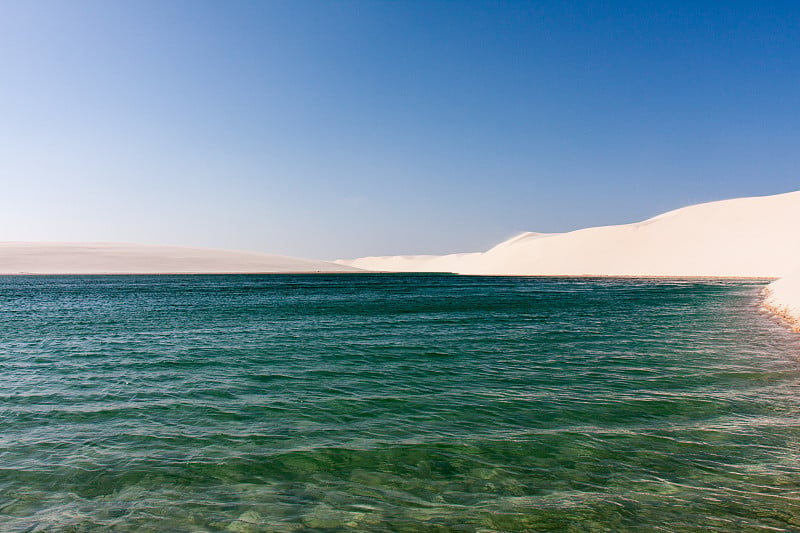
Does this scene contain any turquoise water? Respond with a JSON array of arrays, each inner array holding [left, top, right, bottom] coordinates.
[[2, 275, 800, 532]]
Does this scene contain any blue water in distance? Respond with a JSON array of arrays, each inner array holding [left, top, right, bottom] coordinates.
[[2, 275, 800, 532]]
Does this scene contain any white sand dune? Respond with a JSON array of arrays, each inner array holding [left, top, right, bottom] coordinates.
[[339, 191, 800, 278], [0, 242, 362, 274]]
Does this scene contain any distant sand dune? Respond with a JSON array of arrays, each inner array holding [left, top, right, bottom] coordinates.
[[0, 242, 362, 274]]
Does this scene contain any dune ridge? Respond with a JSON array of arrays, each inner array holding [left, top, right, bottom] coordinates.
[[338, 191, 800, 277], [0, 242, 361, 274]]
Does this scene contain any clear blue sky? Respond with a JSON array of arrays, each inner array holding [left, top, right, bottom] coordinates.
[[1, 1, 798, 259]]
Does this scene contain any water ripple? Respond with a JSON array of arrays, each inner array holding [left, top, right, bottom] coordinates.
[[1, 275, 800, 531]]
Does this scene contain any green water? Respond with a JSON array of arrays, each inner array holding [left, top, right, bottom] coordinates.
[[1, 275, 800, 532]]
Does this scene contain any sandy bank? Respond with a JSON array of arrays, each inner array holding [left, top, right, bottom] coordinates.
[[0, 242, 362, 274], [764, 270, 800, 331]]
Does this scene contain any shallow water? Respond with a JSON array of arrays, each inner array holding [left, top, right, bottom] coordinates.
[[1, 275, 800, 532]]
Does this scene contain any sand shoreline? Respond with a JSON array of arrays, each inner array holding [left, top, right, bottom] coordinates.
[[336, 190, 800, 331], [0, 272, 778, 280], [762, 273, 800, 331], [3, 192, 799, 330]]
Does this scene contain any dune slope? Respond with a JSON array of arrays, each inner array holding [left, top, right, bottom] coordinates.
[[339, 191, 800, 278], [0, 242, 362, 274]]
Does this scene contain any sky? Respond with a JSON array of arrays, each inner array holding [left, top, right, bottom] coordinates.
[[1, 1, 798, 259]]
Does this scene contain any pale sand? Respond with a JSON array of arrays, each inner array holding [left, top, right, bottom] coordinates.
[[764, 270, 800, 331], [338, 191, 800, 278], [0, 242, 362, 274]]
